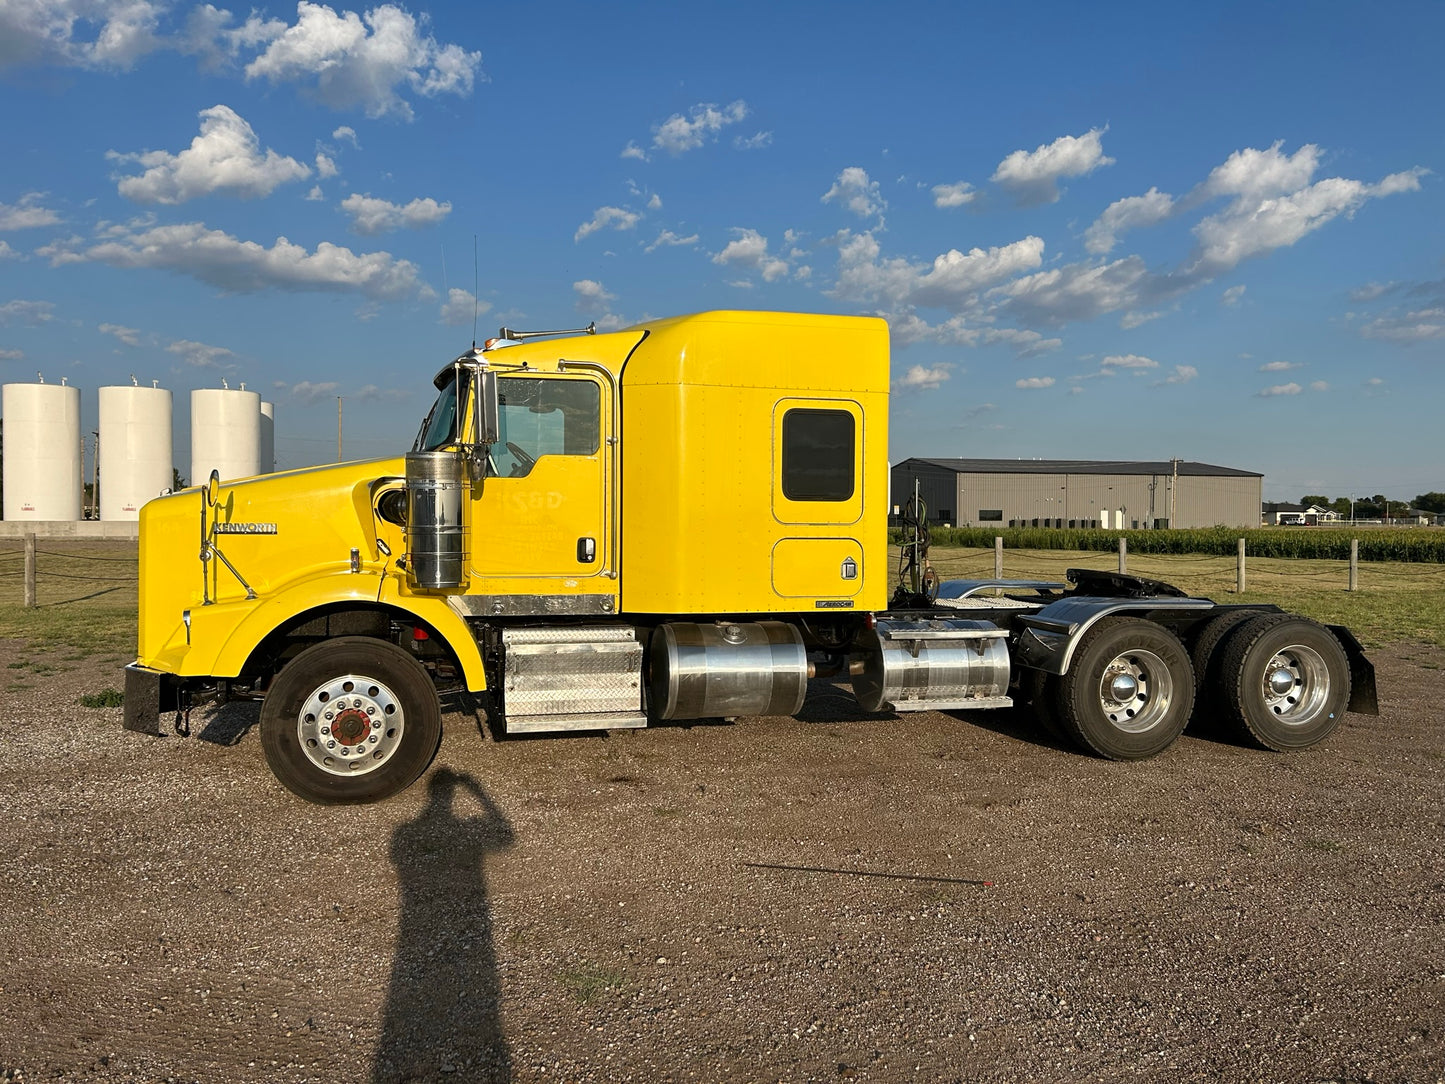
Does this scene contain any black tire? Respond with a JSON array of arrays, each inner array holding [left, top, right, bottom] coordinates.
[[1188, 609, 1262, 727], [1215, 614, 1351, 751], [261, 636, 443, 804], [1054, 617, 1195, 760]]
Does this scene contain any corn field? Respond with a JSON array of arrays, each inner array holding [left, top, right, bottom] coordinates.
[[889, 526, 1445, 563]]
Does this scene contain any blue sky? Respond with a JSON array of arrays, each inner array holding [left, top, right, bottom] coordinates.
[[1, 0, 1441, 502]]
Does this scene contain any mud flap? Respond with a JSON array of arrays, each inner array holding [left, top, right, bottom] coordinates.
[[1328, 625, 1379, 716], [123, 666, 179, 736]]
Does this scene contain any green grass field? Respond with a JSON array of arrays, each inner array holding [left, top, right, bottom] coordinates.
[[0, 540, 138, 656]]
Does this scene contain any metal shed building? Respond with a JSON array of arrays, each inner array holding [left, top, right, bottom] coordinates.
[[891, 458, 1263, 530]]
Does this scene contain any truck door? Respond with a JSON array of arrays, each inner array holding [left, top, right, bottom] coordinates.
[[467, 372, 615, 613]]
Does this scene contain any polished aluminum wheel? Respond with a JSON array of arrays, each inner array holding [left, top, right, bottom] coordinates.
[[296, 673, 405, 776], [1258, 644, 1332, 726], [1095, 648, 1176, 734]]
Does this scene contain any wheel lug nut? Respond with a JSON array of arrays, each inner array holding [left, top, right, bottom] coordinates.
[[367, 706, 375, 715], [321, 726, 330, 735], [326, 740, 335, 749], [325, 712, 334, 720]]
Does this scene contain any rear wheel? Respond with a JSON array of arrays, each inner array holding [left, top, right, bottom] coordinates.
[[1188, 609, 1261, 726], [261, 636, 443, 804], [1055, 617, 1194, 760], [1216, 614, 1350, 751]]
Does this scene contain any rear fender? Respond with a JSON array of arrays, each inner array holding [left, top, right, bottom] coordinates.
[[1328, 624, 1379, 715], [1013, 596, 1216, 676]]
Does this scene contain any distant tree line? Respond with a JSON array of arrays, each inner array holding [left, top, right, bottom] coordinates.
[[1299, 493, 1445, 518]]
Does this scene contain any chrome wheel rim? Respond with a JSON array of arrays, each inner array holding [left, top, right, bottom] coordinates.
[[297, 673, 405, 776], [1259, 644, 1331, 726], [1096, 648, 1174, 733]]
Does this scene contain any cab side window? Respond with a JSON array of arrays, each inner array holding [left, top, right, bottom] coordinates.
[[491, 377, 600, 478], [781, 408, 854, 502]]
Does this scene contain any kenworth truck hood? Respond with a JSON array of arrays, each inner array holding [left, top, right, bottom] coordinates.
[[136, 457, 405, 673]]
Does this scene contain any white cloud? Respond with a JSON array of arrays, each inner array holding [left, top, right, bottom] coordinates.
[[167, 338, 236, 369], [0, 299, 56, 325], [1119, 309, 1165, 330], [712, 228, 789, 281], [99, 322, 142, 346], [0, 193, 62, 230], [1310, 380, 1330, 392], [995, 254, 1150, 326], [1190, 169, 1426, 276], [1221, 284, 1246, 306], [44, 219, 421, 299], [1015, 376, 1056, 389], [1360, 307, 1445, 342], [315, 152, 338, 179], [305, 185, 325, 201], [620, 141, 648, 162], [822, 167, 885, 220], [651, 100, 748, 154], [932, 181, 976, 209], [341, 193, 451, 234], [1201, 141, 1321, 203], [644, 229, 699, 253], [332, 125, 359, 148], [574, 206, 640, 243], [1256, 382, 1302, 397], [1100, 353, 1158, 370], [1083, 187, 1174, 254], [1153, 364, 1197, 386], [243, 2, 482, 120], [894, 363, 952, 391], [992, 127, 1114, 206], [108, 105, 311, 204], [646, 194, 662, 211], [982, 327, 1061, 356], [0, 0, 165, 70], [832, 229, 1045, 312], [280, 379, 341, 404], [0, 242, 17, 260], [734, 131, 772, 151], [0, 347, 23, 360], [573, 279, 616, 310], [1259, 360, 1301, 372], [352, 383, 409, 402], [439, 288, 488, 327], [1350, 282, 1391, 303]]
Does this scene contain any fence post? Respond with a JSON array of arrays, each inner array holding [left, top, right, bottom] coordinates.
[[24, 533, 37, 608], [1237, 537, 1246, 594], [1349, 538, 1358, 592], [1118, 536, 1127, 575], [994, 536, 1003, 579]]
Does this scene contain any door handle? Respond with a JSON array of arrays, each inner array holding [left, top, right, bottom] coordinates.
[[577, 537, 596, 563]]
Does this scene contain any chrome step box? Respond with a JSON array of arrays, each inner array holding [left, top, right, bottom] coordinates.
[[500, 626, 646, 733]]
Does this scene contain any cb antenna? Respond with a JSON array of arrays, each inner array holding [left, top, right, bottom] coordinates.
[[472, 234, 479, 350]]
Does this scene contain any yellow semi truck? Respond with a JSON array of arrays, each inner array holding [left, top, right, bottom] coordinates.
[[124, 310, 1377, 803]]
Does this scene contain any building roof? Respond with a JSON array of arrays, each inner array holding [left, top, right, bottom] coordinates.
[[897, 457, 1263, 479]]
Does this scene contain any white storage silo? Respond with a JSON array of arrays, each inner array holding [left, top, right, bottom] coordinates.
[[259, 400, 275, 473], [2, 381, 83, 520], [191, 386, 261, 484], [99, 384, 173, 520]]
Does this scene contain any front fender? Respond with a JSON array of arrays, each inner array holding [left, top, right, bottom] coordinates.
[[191, 571, 488, 690]]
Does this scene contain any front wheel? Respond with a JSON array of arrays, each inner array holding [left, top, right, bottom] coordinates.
[[1054, 617, 1194, 760], [261, 636, 443, 804], [1216, 614, 1351, 751]]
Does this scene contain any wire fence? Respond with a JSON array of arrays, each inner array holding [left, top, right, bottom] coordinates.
[[1, 537, 139, 607]]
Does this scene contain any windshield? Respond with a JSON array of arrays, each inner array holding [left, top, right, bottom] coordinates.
[[414, 368, 465, 451]]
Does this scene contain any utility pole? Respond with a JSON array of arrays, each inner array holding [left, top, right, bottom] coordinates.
[[1169, 457, 1179, 527], [337, 396, 343, 462]]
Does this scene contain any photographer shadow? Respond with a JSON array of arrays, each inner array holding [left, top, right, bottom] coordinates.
[[374, 769, 516, 1083]]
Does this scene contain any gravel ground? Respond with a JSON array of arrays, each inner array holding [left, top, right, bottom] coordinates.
[[1, 638, 1442, 1084]]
